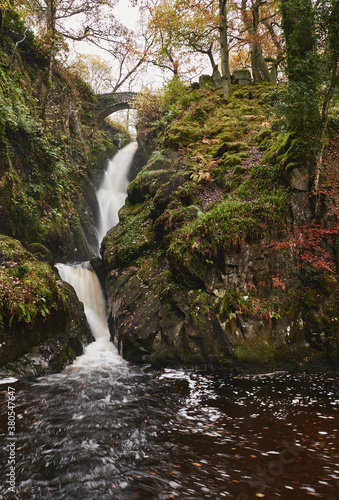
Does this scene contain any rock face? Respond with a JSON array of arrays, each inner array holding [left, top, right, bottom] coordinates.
[[104, 217, 338, 372], [0, 236, 93, 378], [102, 85, 339, 373], [231, 69, 253, 85]]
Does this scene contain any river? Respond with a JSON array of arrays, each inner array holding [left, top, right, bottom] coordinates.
[[0, 144, 338, 499]]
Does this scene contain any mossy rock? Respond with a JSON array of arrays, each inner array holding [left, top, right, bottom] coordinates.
[[224, 154, 243, 167], [26, 242, 54, 265], [127, 168, 176, 203], [233, 341, 276, 367], [191, 106, 209, 123], [255, 127, 272, 144], [199, 74, 215, 89], [127, 151, 182, 203], [218, 141, 249, 156], [163, 122, 203, 148], [0, 235, 92, 373], [216, 142, 230, 156], [215, 131, 237, 143], [232, 87, 254, 99], [285, 163, 309, 191], [102, 205, 154, 268], [153, 173, 188, 213], [231, 165, 247, 178], [229, 142, 250, 152]]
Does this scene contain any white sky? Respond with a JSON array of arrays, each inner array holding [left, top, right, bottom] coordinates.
[[114, 0, 140, 29], [66, 0, 166, 92]]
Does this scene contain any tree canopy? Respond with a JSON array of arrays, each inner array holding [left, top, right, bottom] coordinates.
[[2, 0, 339, 156]]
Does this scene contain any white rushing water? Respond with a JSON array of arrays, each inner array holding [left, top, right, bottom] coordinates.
[[96, 141, 138, 245], [55, 142, 138, 369], [56, 262, 123, 369]]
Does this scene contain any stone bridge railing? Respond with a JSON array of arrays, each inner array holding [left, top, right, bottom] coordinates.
[[96, 92, 138, 122]]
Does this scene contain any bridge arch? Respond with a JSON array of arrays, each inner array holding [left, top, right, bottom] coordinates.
[[96, 92, 138, 122]]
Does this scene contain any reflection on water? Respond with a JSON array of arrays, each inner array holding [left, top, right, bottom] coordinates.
[[0, 368, 338, 499]]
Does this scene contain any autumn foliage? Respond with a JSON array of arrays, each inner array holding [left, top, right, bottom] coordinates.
[[270, 136, 339, 281]]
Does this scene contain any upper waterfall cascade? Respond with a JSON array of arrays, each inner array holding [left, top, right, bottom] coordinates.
[[96, 141, 138, 247]]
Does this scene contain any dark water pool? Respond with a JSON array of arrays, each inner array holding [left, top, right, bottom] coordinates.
[[0, 366, 338, 499]]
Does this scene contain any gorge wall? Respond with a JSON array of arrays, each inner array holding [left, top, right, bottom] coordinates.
[[0, 13, 129, 378]]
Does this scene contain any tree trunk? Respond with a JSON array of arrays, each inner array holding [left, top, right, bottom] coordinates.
[[280, 0, 321, 187], [280, 0, 317, 84], [265, 57, 283, 83], [47, 0, 57, 84], [219, 0, 232, 97], [206, 43, 217, 73], [263, 19, 284, 83], [249, 1, 272, 83], [314, 0, 339, 192], [0, 9, 4, 34]]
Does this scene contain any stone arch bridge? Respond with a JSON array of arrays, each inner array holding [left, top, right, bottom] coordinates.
[[96, 92, 138, 122]]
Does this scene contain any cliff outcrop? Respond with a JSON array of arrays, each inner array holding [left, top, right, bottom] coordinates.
[[102, 81, 339, 373], [0, 235, 93, 378]]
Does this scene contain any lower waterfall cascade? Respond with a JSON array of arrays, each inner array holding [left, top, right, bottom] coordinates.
[[55, 262, 123, 369], [0, 143, 338, 500]]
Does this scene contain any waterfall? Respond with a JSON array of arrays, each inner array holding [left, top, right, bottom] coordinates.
[[56, 142, 138, 368], [56, 262, 122, 368], [96, 141, 138, 244]]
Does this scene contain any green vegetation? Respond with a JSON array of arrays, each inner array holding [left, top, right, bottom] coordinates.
[[0, 12, 125, 372], [1, 3, 338, 372], [103, 74, 339, 370], [0, 11, 130, 262], [0, 235, 94, 372], [0, 236, 63, 329]]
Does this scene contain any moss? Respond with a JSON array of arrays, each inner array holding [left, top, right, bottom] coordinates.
[[233, 341, 276, 366], [0, 235, 93, 370], [227, 141, 250, 153], [232, 87, 253, 99], [0, 236, 63, 330], [217, 131, 237, 143], [232, 165, 247, 178], [163, 121, 203, 148], [169, 192, 286, 270], [26, 242, 54, 265], [0, 26, 116, 261], [255, 127, 272, 144], [127, 151, 182, 204], [100, 81, 339, 370], [102, 202, 154, 268], [224, 154, 243, 167]]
